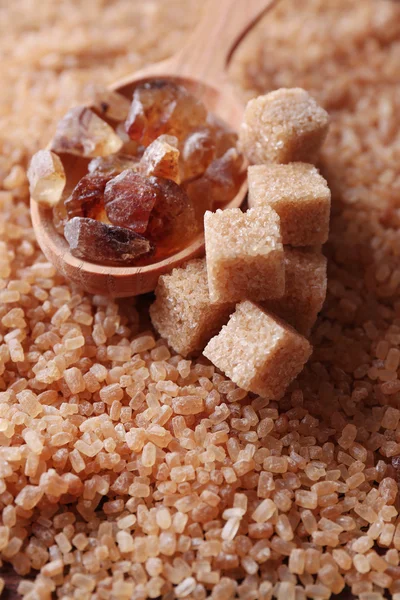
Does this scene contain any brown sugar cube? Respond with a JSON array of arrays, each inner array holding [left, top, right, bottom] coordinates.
[[203, 301, 312, 399], [248, 163, 331, 246], [240, 88, 329, 165], [150, 258, 234, 357], [261, 247, 327, 337], [204, 206, 285, 304]]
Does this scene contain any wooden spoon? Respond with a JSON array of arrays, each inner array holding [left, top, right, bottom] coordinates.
[[30, 0, 275, 297]]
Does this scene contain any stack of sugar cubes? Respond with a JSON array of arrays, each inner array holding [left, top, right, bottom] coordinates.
[[151, 88, 330, 400]]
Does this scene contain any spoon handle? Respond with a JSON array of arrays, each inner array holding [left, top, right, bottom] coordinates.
[[167, 0, 276, 85]]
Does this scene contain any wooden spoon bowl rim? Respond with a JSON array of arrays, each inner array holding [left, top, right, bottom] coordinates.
[[30, 74, 247, 292]]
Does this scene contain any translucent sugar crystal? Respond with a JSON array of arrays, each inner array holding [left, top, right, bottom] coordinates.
[[89, 85, 131, 121], [207, 113, 239, 157], [104, 170, 198, 255], [145, 176, 198, 251], [125, 79, 207, 145], [104, 170, 160, 233], [115, 122, 145, 156], [64, 217, 154, 265], [88, 154, 139, 176], [184, 177, 215, 224], [261, 247, 327, 336], [204, 206, 285, 303], [203, 301, 312, 398], [150, 258, 234, 357], [28, 150, 66, 207], [64, 172, 112, 220], [180, 127, 215, 181], [51, 106, 123, 158], [186, 148, 244, 220], [139, 134, 180, 183], [53, 201, 68, 234], [248, 163, 331, 246], [240, 88, 329, 165], [204, 148, 244, 204]]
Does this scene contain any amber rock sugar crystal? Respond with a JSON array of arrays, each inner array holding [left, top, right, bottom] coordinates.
[[248, 162, 331, 246], [64, 172, 112, 221], [125, 79, 208, 145], [204, 300, 312, 398], [51, 106, 123, 158], [204, 206, 285, 304], [179, 127, 216, 181], [88, 154, 139, 176], [240, 88, 329, 165], [103, 170, 162, 234], [64, 217, 154, 265], [88, 85, 131, 121], [28, 150, 66, 207], [150, 258, 234, 357], [139, 134, 180, 183], [185, 147, 245, 222], [104, 170, 198, 255]]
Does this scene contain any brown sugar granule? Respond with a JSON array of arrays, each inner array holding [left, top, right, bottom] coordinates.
[[261, 246, 327, 336], [239, 88, 329, 165], [248, 162, 331, 246], [204, 206, 285, 303], [203, 301, 312, 397], [150, 258, 234, 356]]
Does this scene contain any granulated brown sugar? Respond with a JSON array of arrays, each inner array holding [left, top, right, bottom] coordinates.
[[2, 0, 400, 599]]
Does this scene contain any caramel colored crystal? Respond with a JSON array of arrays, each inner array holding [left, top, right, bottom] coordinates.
[[125, 80, 207, 145], [205, 148, 244, 204], [89, 85, 131, 121], [51, 106, 123, 158], [180, 127, 215, 181], [64, 217, 154, 265], [28, 150, 66, 207], [146, 177, 198, 251], [88, 154, 139, 176], [64, 173, 112, 221], [104, 170, 160, 234], [207, 113, 239, 157], [104, 170, 198, 253], [184, 177, 214, 224], [185, 148, 244, 220], [139, 134, 180, 183], [116, 122, 145, 156]]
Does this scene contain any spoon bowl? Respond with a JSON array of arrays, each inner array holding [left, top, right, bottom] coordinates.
[[31, 0, 275, 297]]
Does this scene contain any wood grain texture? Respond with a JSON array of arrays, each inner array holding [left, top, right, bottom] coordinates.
[[30, 0, 275, 298]]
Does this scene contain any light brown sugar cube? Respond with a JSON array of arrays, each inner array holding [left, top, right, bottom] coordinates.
[[248, 163, 331, 246], [204, 207, 285, 303], [261, 247, 327, 336], [203, 301, 312, 399], [150, 258, 234, 357], [240, 88, 329, 165]]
